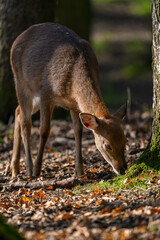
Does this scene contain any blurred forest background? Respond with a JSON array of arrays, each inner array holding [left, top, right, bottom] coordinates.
[[0, 0, 152, 125]]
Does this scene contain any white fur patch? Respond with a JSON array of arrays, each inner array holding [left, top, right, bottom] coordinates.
[[32, 95, 40, 114]]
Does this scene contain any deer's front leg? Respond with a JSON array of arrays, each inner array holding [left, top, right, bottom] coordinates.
[[70, 110, 83, 177], [33, 103, 54, 176]]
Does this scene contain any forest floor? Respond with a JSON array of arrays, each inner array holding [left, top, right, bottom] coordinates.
[[0, 112, 160, 240]]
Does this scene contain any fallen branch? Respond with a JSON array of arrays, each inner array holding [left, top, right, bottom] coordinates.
[[0, 177, 91, 190]]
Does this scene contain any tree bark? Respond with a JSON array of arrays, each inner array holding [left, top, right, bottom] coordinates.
[[0, 0, 56, 123], [126, 1, 160, 175], [151, 0, 160, 151]]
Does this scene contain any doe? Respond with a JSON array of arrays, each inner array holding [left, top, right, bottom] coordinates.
[[10, 23, 127, 177]]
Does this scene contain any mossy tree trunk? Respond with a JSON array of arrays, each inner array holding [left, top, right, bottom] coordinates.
[[126, 0, 160, 175], [0, 0, 56, 123], [151, 0, 160, 158]]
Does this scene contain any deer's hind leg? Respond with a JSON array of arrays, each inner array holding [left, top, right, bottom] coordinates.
[[19, 99, 33, 176], [11, 106, 22, 177]]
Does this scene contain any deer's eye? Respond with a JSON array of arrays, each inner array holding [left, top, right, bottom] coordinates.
[[105, 144, 112, 151]]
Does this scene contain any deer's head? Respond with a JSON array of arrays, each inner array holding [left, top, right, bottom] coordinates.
[[80, 104, 127, 175]]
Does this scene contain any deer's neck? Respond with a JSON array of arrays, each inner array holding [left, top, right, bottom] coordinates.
[[73, 57, 110, 118], [77, 88, 110, 118]]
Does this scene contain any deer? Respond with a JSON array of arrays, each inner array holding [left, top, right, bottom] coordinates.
[[10, 22, 127, 178]]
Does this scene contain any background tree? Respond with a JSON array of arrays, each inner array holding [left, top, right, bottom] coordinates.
[[127, 0, 160, 174], [0, 0, 56, 123], [0, 0, 91, 123], [142, 0, 160, 170]]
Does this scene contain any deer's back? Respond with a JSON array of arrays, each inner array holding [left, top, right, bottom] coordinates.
[[11, 23, 81, 74], [11, 23, 99, 110]]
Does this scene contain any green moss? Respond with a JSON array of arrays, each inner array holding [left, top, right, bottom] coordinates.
[[149, 225, 158, 232], [106, 145, 160, 191], [75, 142, 160, 193], [74, 174, 148, 193], [0, 215, 26, 240]]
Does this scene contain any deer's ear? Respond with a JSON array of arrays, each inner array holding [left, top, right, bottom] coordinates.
[[114, 103, 127, 120], [79, 113, 98, 130]]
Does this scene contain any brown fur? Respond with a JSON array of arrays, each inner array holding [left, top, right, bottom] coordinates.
[[10, 23, 127, 177]]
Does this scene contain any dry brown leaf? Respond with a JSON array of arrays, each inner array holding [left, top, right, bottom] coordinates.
[[116, 195, 124, 199], [96, 200, 102, 205], [21, 196, 30, 202], [46, 148, 52, 153], [91, 168, 98, 173], [62, 213, 73, 220], [151, 207, 160, 214], [86, 200, 90, 204], [33, 232, 47, 240], [101, 208, 111, 213]]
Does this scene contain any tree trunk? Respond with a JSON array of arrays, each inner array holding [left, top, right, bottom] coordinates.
[[0, 0, 56, 123], [151, 0, 160, 148], [130, 0, 160, 174], [125, 1, 160, 176]]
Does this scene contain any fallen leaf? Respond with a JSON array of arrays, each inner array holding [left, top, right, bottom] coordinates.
[[74, 203, 82, 208], [53, 197, 59, 202], [62, 213, 73, 220], [33, 233, 46, 239], [54, 153, 59, 157], [101, 208, 111, 213], [96, 200, 102, 205], [112, 206, 123, 215], [151, 207, 160, 214], [46, 148, 52, 153], [138, 225, 148, 232], [116, 195, 124, 199], [105, 189, 114, 194], [21, 196, 30, 202], [91, 168, 97, 173], [33, 190, 46, 200], [83, 176, 88, 180], [56, 232, 67, 239]]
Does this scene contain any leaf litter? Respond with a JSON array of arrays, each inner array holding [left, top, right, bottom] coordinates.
[[0, 112, 160, 240]]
